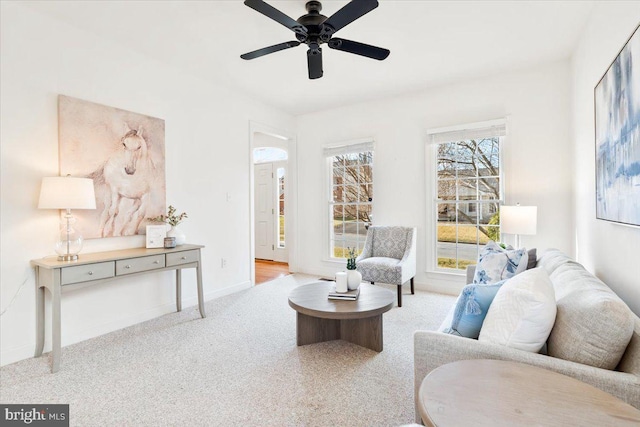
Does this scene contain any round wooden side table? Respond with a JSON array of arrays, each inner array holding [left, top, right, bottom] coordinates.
[[418, 359, 640, 426]]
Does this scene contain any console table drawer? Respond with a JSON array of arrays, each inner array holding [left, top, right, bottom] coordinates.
[[116, 255, 165, 275], [61, 262, 115, 285], [167, 250, 199, 267]]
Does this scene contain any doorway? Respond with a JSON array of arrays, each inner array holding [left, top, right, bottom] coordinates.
[[249, 123, 297, 286], [253, 158, 287, 262]]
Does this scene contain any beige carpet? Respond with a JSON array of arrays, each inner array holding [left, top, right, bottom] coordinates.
[[0, 274, 454, 426]]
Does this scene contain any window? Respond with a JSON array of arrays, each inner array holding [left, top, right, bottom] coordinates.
[[428, 120, 505, 271], [324, 140, 374, 259], [253, 147, 288, 164]]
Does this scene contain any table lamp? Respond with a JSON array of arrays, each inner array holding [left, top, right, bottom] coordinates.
[[38, 176, 96, 261], [500, 203, 537, 248]]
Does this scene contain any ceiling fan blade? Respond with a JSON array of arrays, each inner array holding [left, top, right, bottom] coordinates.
[[244, 0, 307, 35], [328, 38, 389, 60], [322, 0, 378, 35], [307, 47, 323, 79], [241, 41, 301, 60]]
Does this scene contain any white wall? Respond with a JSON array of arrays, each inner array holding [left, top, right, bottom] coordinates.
[[571, 4, 640, 315], [0, 2, 294, 366], [295, 61, 573, 294]]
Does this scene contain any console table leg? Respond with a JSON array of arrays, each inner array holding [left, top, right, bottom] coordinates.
[[176, 269, 182, 312], [35, 281, 44, 358], [51, 283, 61, 373], [196, 262, 206, 318]]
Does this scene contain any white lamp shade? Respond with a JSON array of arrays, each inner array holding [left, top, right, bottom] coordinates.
[[501, 205, 537, 235], [38, 177, 97, 210]]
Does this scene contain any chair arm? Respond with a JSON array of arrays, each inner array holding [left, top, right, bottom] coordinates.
[[356, 230, 374, 263], [398, 228, 417, 282], [413, 331, 640, 422]]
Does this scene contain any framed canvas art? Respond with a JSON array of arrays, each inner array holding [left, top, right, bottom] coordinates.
[[145, 225, 167, 248], [59, 95, 166, 238], [594, 25, 640, 226]]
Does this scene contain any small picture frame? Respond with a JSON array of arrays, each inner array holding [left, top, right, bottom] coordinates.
[[145, 225, 167, 248]]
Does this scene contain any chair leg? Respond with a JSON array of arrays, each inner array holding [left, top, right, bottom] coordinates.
[[411, 277, 415, 294], [397, 284, 402, 307]]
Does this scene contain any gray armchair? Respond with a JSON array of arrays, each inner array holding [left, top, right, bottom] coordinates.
[[355, 226, 417, 307]]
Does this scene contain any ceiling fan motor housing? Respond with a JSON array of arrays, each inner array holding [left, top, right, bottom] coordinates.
[[296, 1, 332, 47]]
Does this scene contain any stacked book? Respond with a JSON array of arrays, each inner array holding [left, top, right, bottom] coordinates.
[[328, 285, 360, 301]]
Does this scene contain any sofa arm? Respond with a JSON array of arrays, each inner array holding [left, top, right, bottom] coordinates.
[[414, 331, 640, 422], [466, 265, 475, 284]]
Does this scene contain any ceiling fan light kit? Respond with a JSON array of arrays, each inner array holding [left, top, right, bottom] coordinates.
[[241, 0, 390, 79]]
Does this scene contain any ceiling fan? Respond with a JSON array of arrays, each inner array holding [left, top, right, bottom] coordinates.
[[241, 0, 390, 79]]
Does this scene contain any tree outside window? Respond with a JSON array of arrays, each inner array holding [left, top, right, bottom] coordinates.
[[436, 137, 501, 270], [330, 151, 373, 258]]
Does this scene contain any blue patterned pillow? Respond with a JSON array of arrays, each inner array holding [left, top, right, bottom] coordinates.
[[473, 241, 528, 284], [439, 280, 506, 339]]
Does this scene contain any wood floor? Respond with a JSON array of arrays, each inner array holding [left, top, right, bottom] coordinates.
[[255, 259, 290, 285]]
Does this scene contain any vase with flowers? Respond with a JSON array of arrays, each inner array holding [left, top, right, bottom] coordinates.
[[346, 247, 362, 290], [150, 205, 188, 246]]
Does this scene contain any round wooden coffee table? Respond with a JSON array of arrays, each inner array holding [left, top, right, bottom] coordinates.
[[418, 359, 640, 426], [288, 282, 394, 352]]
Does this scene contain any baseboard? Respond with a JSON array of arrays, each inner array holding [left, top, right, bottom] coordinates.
[[296, 267, 337, 281], [299, 266, 460, 297], [0, 342, 35, 368], [415, 282, 460, 296], [0, 280, 252, 368]]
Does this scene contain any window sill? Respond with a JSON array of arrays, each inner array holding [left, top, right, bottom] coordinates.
[[323, 258, 348, 265], [427, 269, 465, 277]]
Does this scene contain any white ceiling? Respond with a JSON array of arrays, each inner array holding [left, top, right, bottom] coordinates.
[[24, 1, 595, 116]]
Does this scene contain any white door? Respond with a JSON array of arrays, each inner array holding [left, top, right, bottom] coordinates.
[[255, 163, 274, 260]]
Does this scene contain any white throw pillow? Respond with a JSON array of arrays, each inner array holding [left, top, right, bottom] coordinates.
[[478, 268, 557, 353]]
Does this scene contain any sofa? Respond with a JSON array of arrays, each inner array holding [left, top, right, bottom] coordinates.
[[414, 249, 640, 422]]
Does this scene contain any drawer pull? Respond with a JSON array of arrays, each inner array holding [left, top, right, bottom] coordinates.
[[181, 256, 187, 260], [125, 265, 131, 269], [153, 260, 160, 264], [88, 271, 93, 275]]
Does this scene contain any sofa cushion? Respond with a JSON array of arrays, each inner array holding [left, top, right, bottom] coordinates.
[[537, 249, 577, 276], [439, 280, 506, 339], [547, 264, 634, 370], [479, 268, 557, 353], [473, 241, 528, 284]]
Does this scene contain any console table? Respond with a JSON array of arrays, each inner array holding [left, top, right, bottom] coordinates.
[[31, 244, 205, 373]]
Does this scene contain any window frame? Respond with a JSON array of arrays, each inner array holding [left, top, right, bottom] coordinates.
[[324, 139, 375, 261], [426, 119, 506, 275]]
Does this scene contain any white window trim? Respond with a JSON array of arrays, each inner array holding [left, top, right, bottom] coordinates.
[[323, 138, 375, 262], [425, 119, 508, 276]]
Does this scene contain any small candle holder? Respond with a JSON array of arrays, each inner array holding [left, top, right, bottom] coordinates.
[[164, 237, 176, 249]]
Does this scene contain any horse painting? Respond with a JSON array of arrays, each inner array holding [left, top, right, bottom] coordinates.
[[58, 95, 166, 239], [92, 126, 157, 237]]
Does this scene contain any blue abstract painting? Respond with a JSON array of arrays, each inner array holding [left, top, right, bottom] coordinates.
[[595, 25, 640, 226]]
